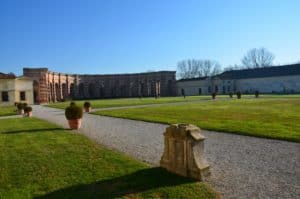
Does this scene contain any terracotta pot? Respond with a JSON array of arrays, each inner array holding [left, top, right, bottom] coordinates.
[[26, 111, 32, 117], [68, 119, 82, 130], [84, 107, 91, 112], [18, 109, 24, 115]]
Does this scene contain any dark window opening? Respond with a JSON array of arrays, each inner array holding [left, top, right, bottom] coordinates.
[[2, 91, 9, 102], [20, 91, 26, 101], [227, 86, 231, 92]]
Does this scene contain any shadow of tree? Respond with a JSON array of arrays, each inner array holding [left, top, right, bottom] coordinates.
[[36, 167, 196, 199], [2, 128, 68, 134]]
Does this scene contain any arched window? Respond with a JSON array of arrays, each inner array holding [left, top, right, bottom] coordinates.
[[62, 83, 67, 99], [88, 83, 95, 98], [33, 81, 39, 103], [69, 83, 74, 98], [78, 83, 84, 97], [99, 81, 105, 97], [55, 83, 60, 101]]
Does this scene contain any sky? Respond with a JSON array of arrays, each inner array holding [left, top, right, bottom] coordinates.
[[0, 0, 299, 75]]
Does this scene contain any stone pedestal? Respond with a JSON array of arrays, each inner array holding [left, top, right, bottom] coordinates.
[[160, 124, 210, 180]]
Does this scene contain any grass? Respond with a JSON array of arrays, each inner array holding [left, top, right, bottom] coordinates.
[[94, 97, 300, 142], [0, 118, 217, 199], [0, 106, 16, 116], [45, 95, 229, 109], [46, 94, 300, 110]]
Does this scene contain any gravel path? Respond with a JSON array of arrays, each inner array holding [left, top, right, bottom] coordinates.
[[0, 115, 22, 119], [32, 105, 300, 199]]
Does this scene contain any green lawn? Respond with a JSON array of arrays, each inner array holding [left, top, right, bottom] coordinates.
[[0, 118, 217, 199], [45, 95, 228, 109], [0, 106, 16, 116], [46, 94, 300, 110], [94, 97, 300, 142]]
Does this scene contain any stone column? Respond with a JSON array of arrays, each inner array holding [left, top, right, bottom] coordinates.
[[160, 124, 210, 181]]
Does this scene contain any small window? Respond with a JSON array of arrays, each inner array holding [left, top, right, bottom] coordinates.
[[2, 91, 9, 102], [227, 86, 231, 92], [20, 91, 26, 101]]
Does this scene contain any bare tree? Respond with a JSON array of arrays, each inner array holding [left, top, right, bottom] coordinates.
[[177, 59, 221, 79], [201, 60, 221, 76], [241, 48, 275, 68], [224, 64, 242, 71]]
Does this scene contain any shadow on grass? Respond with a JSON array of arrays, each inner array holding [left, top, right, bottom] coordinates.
[[2, 128, 68, 134], [36, 167, 196, 199]]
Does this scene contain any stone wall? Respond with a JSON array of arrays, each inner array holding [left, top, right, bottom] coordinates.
[[23, 68, 176, 103]]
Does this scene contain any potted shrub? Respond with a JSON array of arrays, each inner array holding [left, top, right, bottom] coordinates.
[[65, 102, 83, 130], [83, 101, 91, 112], [211, 92, 216, 100], [236, 91, 242, 99], [17, 103, 24, 115], [229, 92, 233, 98], [255, 90, 259, 98], [24, 106, 33, 117]]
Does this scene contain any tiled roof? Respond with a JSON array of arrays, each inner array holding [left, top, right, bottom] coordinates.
[[0, 72, 16, 79], [177, 76, 208, 82], [216, 64, 300, 79]]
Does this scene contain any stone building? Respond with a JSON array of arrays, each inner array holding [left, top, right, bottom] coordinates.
[[23, 68, 176, 104], [177, 64, 300, 96], [0, 73, 34, 105]]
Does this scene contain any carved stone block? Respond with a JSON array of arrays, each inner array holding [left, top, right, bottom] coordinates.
[[160, 124, 210, 180]]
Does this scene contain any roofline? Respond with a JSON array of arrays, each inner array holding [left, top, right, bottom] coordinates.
[[23, 67, 176, 76]]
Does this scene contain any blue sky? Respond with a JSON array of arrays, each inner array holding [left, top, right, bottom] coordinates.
[[0, 0, 299, 75]]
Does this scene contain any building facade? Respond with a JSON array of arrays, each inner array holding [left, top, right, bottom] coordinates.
[[23, 68, 177, 104], [177, 64, 300, 96], [0, 73, 34, 105]]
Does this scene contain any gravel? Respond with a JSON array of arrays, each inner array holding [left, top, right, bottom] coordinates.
[[32, 105, 300, 199]]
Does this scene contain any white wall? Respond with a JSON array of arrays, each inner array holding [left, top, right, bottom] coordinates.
[[0, 78, 34, 105], [177, 79, 210, 96], [236, 75, 300, 93], [176, 75, 300, 96]]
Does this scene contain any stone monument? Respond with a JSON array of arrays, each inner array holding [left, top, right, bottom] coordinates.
[[160, 124, 210, 180]]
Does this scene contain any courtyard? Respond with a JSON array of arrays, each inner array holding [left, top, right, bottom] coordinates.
[[1, 95, 299, 198], [1, 1, 300, 198]]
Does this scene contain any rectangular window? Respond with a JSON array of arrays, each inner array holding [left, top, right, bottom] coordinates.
[[1, 91, 9, 102], [20, 91, 26, 101], [215, 85, 218, 92]]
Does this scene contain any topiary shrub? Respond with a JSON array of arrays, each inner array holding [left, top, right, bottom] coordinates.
[[65, 104, 83, 120], [255, 90, 259, 98], [17, 103, 24, 110], [84, 101, 91, 108], [229, 92, 233, 98], [211, 92, 216, 99], [236, 91, 242, 99], [24, 106, 32, 113]]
